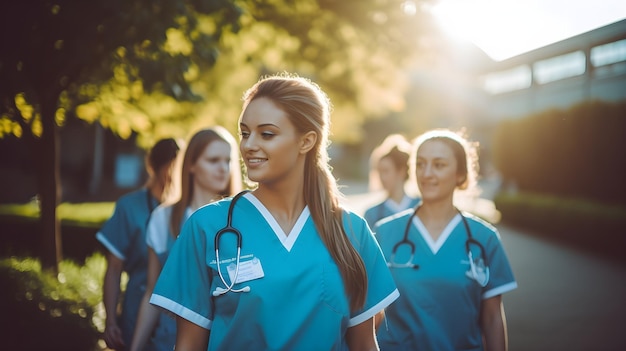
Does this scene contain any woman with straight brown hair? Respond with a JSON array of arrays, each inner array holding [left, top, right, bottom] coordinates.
[[130, 127, 242, 351]]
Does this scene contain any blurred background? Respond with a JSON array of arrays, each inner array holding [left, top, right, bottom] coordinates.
[[0, 0, 625, 350], [2, 0, 625, 205]]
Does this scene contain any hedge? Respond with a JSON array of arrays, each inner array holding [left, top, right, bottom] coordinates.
[[494, 191, 626, 262], [492, 100, 626, 205], [0, 254, 106, 350], [0, 202, 113, 262]]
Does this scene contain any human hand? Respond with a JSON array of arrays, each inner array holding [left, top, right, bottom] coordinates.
[[103, 323, 126, 350]]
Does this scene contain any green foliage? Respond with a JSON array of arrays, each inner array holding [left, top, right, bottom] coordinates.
[[0, 0, 244, 270], [163, 0, 440, 146], [218, 0, 436, 143], [0, 0, 439, 270], [0, 202, 40, 219], [0, 0, 436, 145], [492, 100, 626, 204], [0, 253, 107, 350], [1, 203, 113, 262], [58, 202, 115, 228], [0, 0, 243, 140]]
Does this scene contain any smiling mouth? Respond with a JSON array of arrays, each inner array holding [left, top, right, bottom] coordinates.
[[247, 158, 267, 164], [419, 183, 438, 190]]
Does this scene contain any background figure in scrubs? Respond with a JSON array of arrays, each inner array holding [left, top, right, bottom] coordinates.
[[130, 127, 242, 351], [151, 73, 399, 351], [97, 138, 181, 350], [375, 129, 517, 351], [364, 134, 421, 229]]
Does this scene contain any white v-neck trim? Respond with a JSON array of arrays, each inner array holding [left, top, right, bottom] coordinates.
[[243, 192, 310, 252], [412, 214, 462, 254], [384, 195, 413, 213]]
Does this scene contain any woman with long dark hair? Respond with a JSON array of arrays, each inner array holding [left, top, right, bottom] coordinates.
[[97, 138, 181, 350]]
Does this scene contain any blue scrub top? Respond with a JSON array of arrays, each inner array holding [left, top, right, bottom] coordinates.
[[151, 192, 399, 351], [96, 188, 158, 347], [375, 209, 517, 351], [364, 195, 420, 230]]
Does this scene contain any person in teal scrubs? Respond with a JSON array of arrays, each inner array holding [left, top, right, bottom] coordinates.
[[130, 127, 243, 351], [151, 74, 399, 350], [364, 134, 420, 229], [97, 138, 181, 350], [375, 129, 517, 351]]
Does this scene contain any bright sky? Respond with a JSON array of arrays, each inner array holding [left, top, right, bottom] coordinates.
[[430, 0, 626, 61]]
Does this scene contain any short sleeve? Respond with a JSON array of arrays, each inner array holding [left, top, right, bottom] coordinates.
[[146, 205, 172, 254], [363, 203, 382, 230], [96, 199, 133, 260], [344, 211, 400, 326], [482, 226, 517, 299]]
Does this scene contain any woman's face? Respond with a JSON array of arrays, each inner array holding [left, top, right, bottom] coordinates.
[[377, 156, 406, 194], [415, 139, 464, 203], [239, 97, 304, 185], [190, 140, 232, 195]]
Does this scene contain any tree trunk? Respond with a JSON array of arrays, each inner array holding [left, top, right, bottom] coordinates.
[[89, 121, 104, 195], [39, 95, 62, 272]]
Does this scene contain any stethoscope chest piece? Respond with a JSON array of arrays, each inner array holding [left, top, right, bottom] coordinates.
[[387, 207, 490, 287], [213, 190, 252, 297]]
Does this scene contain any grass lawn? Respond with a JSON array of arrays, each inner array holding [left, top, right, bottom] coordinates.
[[0, 201, 115, 228]]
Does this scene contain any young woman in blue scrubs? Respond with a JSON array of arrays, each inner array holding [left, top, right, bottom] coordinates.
[[130, 127, 242, 351], [375, 129, 517, 351], [151, 74, 399, 351], [97, 138, 181, 351], [364, 134, 420, 229]]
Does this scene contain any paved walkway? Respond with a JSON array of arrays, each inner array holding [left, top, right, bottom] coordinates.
[[499, 224, 626, 351], [339, 179, 626, 351]]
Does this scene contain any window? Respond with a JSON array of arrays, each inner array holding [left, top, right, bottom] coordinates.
[[482, 65, 532, 94], [533, 51, 586, 84], [591, 39, 626, 67]]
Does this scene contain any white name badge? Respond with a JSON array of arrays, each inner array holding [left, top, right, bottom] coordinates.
[[227, 257, 265, 284]]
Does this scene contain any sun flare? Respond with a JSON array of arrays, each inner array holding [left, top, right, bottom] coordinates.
[[432, 0, 545, 60], [431, 0, 626, 61]]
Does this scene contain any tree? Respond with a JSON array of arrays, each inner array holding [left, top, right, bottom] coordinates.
[[215, 0, 438, 143], [179, 0, 439, 184], [73, 0, 440, 145], [1, 0, 438, 270], [0, 0, 242, 270]]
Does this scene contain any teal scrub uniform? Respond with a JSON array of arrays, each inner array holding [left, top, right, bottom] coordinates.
[[375, 210, 517, 351], [96, 188, 159, 348], [151, 192, 399, 351], [364, 195, 420, 230]]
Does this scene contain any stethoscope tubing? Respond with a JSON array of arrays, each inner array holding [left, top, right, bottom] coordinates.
[[213, 190, 251, 296], [391, 205, 488, 268]]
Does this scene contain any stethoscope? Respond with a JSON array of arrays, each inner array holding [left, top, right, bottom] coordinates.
[[387, 205, 490, 287], [212, 190, 252, 297]]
